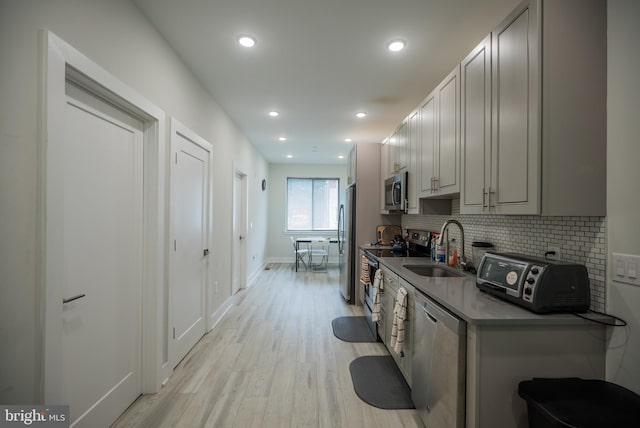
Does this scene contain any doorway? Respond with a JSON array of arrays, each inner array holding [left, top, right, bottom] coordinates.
[[232, 170, 248, 295], [59, 80, 143, 427], [169, 119, 212, 367], [42, 32, 166, 426]]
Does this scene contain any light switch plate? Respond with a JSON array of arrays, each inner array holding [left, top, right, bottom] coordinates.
[[612, 253, 640, 286]]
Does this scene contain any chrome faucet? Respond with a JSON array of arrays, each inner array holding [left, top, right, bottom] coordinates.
[[436, 220, 467, 268]]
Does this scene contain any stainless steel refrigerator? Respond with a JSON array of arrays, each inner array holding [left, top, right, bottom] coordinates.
[[338, 143, 399, 305], [338, 184, 356, 303]]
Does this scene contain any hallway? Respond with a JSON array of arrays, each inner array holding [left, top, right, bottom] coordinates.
[[112, 264, 422, 427]]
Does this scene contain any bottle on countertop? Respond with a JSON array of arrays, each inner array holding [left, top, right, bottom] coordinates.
[[449, 248, 458, 266], [448, 238, 458, 266], [430, 233, 437, 261], [436, 243, 446, 263]]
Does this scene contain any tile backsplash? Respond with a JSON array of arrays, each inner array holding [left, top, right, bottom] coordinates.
[[402, 199, 606, 311]]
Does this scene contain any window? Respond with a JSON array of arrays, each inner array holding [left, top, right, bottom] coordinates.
[[287, 178, 340, 231]]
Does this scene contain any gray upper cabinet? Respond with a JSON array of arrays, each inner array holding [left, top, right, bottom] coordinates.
[[461, 35, 492, 214], [419, 65, 461, 198], [388, 121, 408, 174], [395, 119, 408, 172], [419, 91, 436, 198], [406, 109, 420, 214], [437, 66, 461, 196], [461, 0, 606, 215], [538, 0, 606, 216], [380, 138, 390, 212], [490, 0, 540, 214]]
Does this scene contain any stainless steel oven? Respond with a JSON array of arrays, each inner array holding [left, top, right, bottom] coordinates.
[[362, 252, 380, 339], [361, 229, 433, 340]]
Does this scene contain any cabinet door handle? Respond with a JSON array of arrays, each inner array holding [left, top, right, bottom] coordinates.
[[433, 177, 439, 193], [484, 187, 495, 210], [482, 187, 487, 211]]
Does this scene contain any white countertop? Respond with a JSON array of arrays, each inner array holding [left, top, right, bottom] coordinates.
[[376, 257, 606, 326]]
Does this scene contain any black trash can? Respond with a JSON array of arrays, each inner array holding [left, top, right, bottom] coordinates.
[[518, 378, 640, 428]]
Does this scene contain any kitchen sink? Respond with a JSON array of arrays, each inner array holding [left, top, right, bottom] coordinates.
[[404, 265, 465, 278]]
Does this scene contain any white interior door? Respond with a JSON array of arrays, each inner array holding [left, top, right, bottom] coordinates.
[[62, 82, 143, 427], [232, 171, 247, 295], [169, 125, 210, 366]]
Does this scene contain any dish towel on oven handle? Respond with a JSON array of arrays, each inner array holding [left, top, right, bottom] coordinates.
[[372, 269, 383, 322], [390, 286, 408, 356], [360, 255, 370, 285]]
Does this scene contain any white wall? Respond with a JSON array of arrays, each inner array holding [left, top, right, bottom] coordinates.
[[267, 163, 348, 263], [606, 0, 640, 395], [0, 0, 267, 403]]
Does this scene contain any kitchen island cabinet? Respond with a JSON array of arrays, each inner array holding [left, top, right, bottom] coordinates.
[[378, 257, 606, 428]]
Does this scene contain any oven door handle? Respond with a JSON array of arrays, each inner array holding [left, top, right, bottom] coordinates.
[[364, 254, 379, 269]]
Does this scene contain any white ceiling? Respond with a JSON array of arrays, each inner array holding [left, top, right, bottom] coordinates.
[[133, 0, 520, 164]]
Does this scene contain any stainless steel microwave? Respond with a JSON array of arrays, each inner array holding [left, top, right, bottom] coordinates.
[[384, 172, 407, 212]]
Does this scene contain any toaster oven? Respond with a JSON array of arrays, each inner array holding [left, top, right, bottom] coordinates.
[[476, 253, 590, 313]]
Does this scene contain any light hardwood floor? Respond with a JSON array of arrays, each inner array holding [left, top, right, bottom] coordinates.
[[112, 264, 423, 428]]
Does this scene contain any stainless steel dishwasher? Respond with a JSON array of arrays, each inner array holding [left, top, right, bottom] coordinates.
[[412, 291, 466, 428]]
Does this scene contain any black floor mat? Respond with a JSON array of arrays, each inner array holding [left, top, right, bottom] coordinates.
[[331, 316, 377, 342], [349, 355, 415, 409]]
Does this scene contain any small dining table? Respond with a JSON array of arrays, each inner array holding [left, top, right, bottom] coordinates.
[[294, 236, 338, 271]]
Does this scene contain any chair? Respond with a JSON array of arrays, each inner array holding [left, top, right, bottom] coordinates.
[[309, 239, 329, 271], [291, 236, 309, 271]]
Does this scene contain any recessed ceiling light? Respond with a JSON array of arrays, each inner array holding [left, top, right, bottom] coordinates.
[[338, 155, 345, 159], [356, 112, 367, 118], [286, 154, 293, 159], [269, 111, 279, 117], [387, 39, 406, 52], [238, 35, 256, 48], [344, 138, 352, 143], [279, 137, 287, 141]]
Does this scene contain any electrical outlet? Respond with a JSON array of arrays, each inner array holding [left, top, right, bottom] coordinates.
[[546, 246, 560, 260]]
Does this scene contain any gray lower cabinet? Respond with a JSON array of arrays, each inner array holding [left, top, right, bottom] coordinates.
[[380, 258, 606, 428], [382, 268, 413, 387], [466, 323, 605, 428], [461, 0, 606, 215], [382, 266, 397, 348], [380, 260, 606, 428]]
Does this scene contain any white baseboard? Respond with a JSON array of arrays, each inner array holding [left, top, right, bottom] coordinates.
[[247, 263, 267, 288], [208, 299, 233, 331]]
